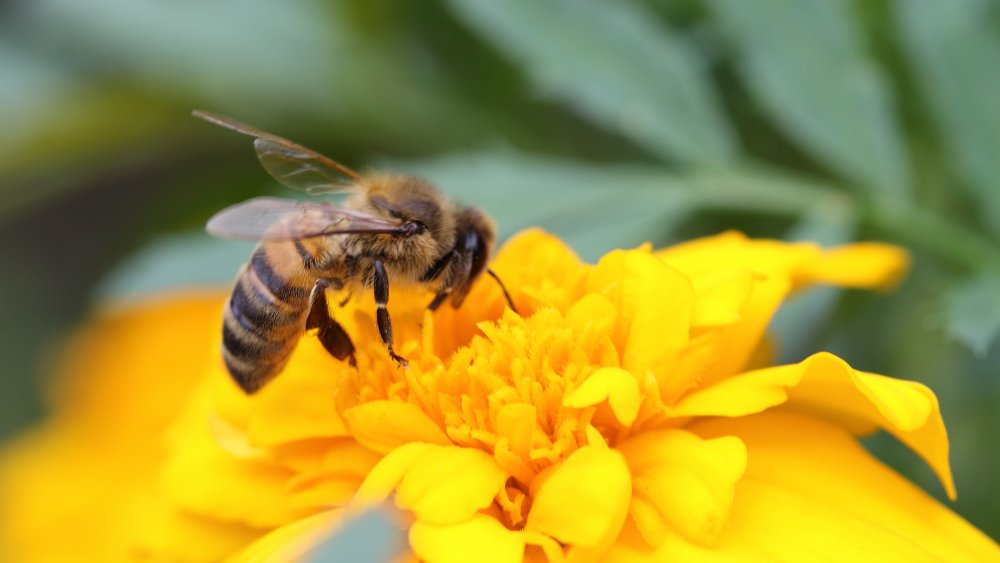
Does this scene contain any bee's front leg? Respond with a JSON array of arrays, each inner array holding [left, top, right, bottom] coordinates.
[[373, 259, 408, 368]]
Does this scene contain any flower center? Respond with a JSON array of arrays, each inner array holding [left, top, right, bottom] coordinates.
[[333, 288, 632, 488]]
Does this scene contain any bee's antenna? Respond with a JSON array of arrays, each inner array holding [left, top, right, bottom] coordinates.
[[487, 269, 519, 315]]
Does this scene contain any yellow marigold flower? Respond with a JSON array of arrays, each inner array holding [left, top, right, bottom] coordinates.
[[2, 229, 998, 562]]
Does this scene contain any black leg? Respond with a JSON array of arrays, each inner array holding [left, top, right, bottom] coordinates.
[[487, 269, 519, 314], [373, 259, 408, 367], [307, 279, 357, 367]]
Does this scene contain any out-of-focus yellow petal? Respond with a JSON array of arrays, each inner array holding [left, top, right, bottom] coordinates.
[[226, 509, 343, 563], [563, 367, 641, 426], [47, 292, 226, 445], [245, 340, 349, 448], [587, 250, 693, 377], [342, 400, 451, 454], [525, 446, 631, 549], [0, 292, 234, 563], [410, 514, 526, 563], [395, 446, 507, 525], [162, 399, 303, 529], [135, 500, 261, 563], [658, 232, 910, 382], [794, 242, 909, 291], [617, 430, 747, 546]]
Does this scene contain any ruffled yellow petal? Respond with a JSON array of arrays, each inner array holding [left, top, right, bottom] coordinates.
[[489, 229, 586, 314], [563, 367, 641, 426], [354, 443, 436, 510], [411, 514, 526, 563], [354, 443, 506, 525], [342, 401, 451, 454], [395, 446, 507, 524], [617, 430, 747, 546], [608, 412, 999, 561], [670, 352, 954, 498], [658, 232, 910, 381], [782, 352, 955, 498], [669, 360, 804, 418], [587, 250, 694, 378], [525, 446, 631, 549]]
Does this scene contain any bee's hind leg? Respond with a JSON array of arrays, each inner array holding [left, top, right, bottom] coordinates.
[[307, 279, 357, 368]]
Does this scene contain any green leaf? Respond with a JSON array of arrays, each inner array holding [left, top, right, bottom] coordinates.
[[710, 0, 909, 197], [444, 0, 738, 166], [18, 0, 343, 114], [944, 271, 1000, 357], [896, 0, 1000, 236]]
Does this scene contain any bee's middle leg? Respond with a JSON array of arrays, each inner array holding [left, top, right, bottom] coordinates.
[[307, 279, 357, 367], [373, 259, 408, 368]]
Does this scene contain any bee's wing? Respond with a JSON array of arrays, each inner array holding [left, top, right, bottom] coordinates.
[[193, 110, 360, 195], [206, 197, 406, 241]]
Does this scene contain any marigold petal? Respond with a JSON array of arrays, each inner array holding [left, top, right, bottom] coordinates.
[[689, 270, 754, 328], [342, 400, 451, 454], [410, 514, 526, 563], [563, 367, 641, 426], [673, 351, 955, 499], [246, 341, 348, 447], [162, 406, 301, 528], [489, 228, 586, 313], [700, 412, 996, 560], [795, 242, 909, 291], [525, 446, 631, 548], [588, 250, 693, 377], [396, 446, 507, 525], [617, 430, 747, 546], [136, 502, 261, 563], [670, 362, 804, 418], [659, 232, 910, 382], [0, 293, 234, 563], [783, 352, 956, 499], [606, 412, 999, 561]]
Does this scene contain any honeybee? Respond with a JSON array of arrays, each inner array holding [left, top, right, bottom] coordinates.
[[195, 110, 516, 394]]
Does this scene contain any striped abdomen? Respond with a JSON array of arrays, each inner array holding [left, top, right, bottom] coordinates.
[[223, 242, 316, 393]]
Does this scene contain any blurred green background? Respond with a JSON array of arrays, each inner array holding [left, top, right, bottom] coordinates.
[[1, 0, 998, 540]]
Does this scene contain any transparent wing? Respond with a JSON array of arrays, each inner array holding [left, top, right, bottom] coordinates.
[[193, 110, 360, 195], [206, 197, 405, 241]]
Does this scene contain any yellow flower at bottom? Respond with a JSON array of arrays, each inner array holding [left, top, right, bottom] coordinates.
[[2, 229, 998, 562]]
